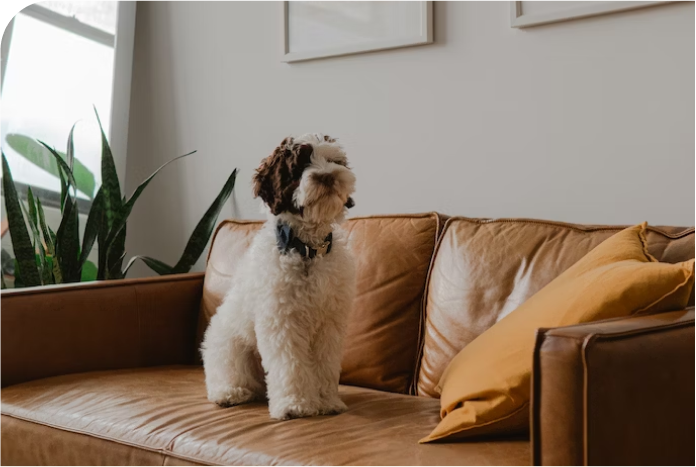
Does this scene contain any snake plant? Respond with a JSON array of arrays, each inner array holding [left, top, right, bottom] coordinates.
[[1, 107, 236, 287]]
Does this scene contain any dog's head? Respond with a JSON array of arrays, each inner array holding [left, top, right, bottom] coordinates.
[[253, 134, 355, 223]]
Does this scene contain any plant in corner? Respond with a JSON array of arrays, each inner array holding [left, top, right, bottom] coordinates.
[[1, 108, 237, 288]]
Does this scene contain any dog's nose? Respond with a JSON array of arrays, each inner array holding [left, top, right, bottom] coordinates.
[[345, 197, 355, 209], [312, 172, 335, 188]]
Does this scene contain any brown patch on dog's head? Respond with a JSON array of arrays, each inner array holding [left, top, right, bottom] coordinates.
[[323, 135, 336, 143], [253, 138, 313, 215], [311, 172, 335, 189]]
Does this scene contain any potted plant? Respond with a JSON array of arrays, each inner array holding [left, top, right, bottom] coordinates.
[[1, 108, 236, 288]]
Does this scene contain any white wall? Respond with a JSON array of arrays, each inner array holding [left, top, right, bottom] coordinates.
[[124, 1, 695, 276]]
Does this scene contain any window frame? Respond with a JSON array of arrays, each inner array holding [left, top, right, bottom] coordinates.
[[1, 1, 136, 210]]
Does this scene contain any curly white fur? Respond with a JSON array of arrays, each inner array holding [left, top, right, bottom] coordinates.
[[201, 134, 356, 420]]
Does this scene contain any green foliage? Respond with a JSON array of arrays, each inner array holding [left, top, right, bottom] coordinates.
[[2, 249, 15, 288], [2, 151, 41, 287], [5, 133, 96, 199], [1, 109, 236, 288], [122, 168, 238, 276]]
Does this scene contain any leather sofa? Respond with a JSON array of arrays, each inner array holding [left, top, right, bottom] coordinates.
[[2, 213, 693, 466]]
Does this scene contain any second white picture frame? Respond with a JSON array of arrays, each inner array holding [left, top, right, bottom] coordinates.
[[282, 1, 433, 63], [510, 0, 685, 28]]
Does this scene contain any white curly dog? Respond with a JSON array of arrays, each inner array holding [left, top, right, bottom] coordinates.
[[201, 134, 357, 420]]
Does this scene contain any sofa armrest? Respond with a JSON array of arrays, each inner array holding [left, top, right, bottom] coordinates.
[[531, 308, 694, 466], [1, 273, 204, 388]]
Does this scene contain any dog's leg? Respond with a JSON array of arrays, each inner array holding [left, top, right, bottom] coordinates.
[[255, 314, 323, 420], [313, 316, 348, 415], [202, 310, 265, 407]]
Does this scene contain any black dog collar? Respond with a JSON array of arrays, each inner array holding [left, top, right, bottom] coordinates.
[[276, 222, 332, 259]]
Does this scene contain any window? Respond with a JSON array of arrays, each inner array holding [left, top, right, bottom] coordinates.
[[1, 1, 134, 208]]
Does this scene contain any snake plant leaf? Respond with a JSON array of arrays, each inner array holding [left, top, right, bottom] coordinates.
[[0, 250, 10, 290], [122, 255, 174, 277], [36, 197, 55, 254], [20, 196, 40, 246], [32, 194, 54, 285], [38, 141, 78, 196], [80, 260, 97, 282], [20, 200, 47, 286], [104, 150, 197, 253], [55, 196, 81, 282], [172, 169, 237, 274], [13, 259, 24, 288], [46, 225, 62, 283], [106, 226, 126, 279], [97, 215, 107, 280], [48, 226, 57, 250], [27, 187, 38, 228], [58, 169, 68, 213], [94, 106, 121, 231], [36, 197, 56, 285], [66, 123, 77, 171], [44, 254, 55, 285], [37, 242, 53, 285], [5, 134, 96, 198], [19, 198, 48, 286], [80, 187, 103, 267], [2, 152, 41, 287]]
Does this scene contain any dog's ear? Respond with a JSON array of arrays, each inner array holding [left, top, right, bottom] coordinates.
[[253, 138, 313, 215]]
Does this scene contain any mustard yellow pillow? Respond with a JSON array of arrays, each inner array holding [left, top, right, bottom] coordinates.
[[421, 223, 694, 443]]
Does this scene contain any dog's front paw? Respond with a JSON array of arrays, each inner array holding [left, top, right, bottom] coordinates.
[[208, 387, 259, 408], [318, 396, 347, 415], [269, 398, 321, 420]]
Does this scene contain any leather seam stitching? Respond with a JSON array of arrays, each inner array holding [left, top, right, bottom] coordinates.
[[410, 213, 442, 395], [530, 331, 546, 466], [581, 335, 594, 466], [546, 316, 694, 339], [412, 216, 455, 397], [217, 214, 694, 238], [442, 216, 694, 238], [585, 319, 695, 341]]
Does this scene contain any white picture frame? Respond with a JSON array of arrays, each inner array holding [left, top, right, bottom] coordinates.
[[282, 1, 433, 63], [510, 1, 675, 29]]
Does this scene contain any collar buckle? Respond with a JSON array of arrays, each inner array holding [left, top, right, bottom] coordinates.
[[314, 242, 330, 257]]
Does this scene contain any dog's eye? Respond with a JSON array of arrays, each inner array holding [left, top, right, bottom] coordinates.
[[328, 159, 347, 167]]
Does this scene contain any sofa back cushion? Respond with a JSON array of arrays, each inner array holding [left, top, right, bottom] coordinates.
[[199, 213, 444, 394], [417, 218, 695, 397]]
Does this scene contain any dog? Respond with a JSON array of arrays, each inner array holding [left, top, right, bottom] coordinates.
[[201, 134, 357, 420]]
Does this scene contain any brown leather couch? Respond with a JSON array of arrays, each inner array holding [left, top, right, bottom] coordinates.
[[2, 213, 694, 466]]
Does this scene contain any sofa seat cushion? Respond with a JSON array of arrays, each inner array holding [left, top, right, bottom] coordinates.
[[1, 366, 529, 466]]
